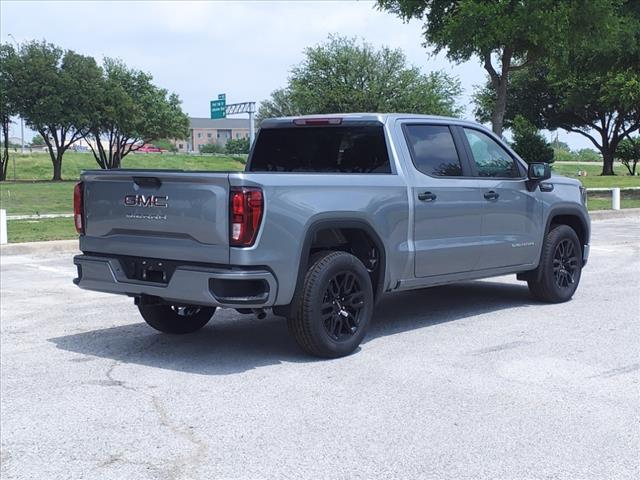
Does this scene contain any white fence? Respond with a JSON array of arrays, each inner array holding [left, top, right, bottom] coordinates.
[[588, 186, 640, 211]]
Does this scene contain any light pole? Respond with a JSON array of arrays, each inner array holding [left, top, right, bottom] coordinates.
[[248, 102, 256, 147]]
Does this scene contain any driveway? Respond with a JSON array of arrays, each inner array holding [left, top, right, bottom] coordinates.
[[1, 216, 638, 479]]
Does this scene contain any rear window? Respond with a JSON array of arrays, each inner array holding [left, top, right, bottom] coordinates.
[[248, 125, 391, 173], [403, 124, 463, 177]]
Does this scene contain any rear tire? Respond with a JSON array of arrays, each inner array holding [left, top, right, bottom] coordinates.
[[287, 251, 374, 358], [528, 225, 583, 303], [138, 304, 216, 334]]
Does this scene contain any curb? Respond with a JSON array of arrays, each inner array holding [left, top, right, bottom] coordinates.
[[589, 208, 640, 221], [0, 239, 79, 256]]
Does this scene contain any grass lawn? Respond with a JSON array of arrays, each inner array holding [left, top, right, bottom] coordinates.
[[1, 152, 246, 216], [1, 182, 76, 215], [7, 217, 77, 243], [5, 151, 245, 181], [552, 162, 640, 188], [1, 151, 638, 243]]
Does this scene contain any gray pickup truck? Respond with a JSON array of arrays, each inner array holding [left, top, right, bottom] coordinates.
[[73, 114, 590, 357]]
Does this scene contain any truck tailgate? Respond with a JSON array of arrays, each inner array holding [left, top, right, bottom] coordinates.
[[80, 170, 230, 264]]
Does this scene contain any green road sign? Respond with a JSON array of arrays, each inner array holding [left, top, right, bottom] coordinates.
[[211, 98, 226, 119]]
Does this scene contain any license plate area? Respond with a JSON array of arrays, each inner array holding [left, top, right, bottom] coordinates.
[[119, 257, 179, 284]]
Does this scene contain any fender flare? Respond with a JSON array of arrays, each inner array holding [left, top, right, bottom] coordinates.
[[543, 204, 590, 245], [275, 218, 388, 316], [518, 204, 590, 282]]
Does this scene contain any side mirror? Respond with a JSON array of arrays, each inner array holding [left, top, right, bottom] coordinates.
[[528, 162, 551, 182]]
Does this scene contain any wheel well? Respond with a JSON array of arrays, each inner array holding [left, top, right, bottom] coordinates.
[[517, 212, 588, 283], [549, 215, 587, 250], [309, 227, 385, 299]]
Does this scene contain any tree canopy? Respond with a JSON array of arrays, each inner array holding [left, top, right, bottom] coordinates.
[[377, 0, 619, 137], [473, 0, 640, 175], [84, 59, 189, 169], [1, 40, 190, 178], [510, 115, 554, 165], [257, 35, 462, 123], [5, 41, 102, 180]]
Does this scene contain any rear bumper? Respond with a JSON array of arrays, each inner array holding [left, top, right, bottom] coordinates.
[[73, 254, 277, 308]]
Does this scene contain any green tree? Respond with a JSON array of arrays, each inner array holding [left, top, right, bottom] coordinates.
[[551, 140, 571, 152], [474, 2, 640, 175], [225, 137, 250, 154], [84, 59, 189, 169], [258, 88, 302, 121], [617, 137, 640, 175], [575, 149, 601, 163], [257, 35, 462, 123], [30, 133, 45, 146], [510, 115, 554, 164], [476, 66, 639, 175], [8, 41, 102, 180], [377, 0, 616, 137], [0, 43, 17, 181]]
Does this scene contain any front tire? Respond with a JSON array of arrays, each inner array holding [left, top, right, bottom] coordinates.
[[138, 304, 216, 334], [288, 251, 374, 358], [528, 225, 583, 303]]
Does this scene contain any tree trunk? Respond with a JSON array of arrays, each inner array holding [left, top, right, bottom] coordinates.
[[1, 117, 9, 181], [601, 150, 615, 176], [491, 77, 508, 137], [51, 151, 63, 181]]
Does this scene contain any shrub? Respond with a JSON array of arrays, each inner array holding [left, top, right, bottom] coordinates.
[[511, 115, 554, 164], [225, 138, 250, 154], [200, 143, 225, 154], [617, 137, 639, 176]]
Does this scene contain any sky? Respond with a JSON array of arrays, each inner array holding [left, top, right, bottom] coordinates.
[[1, 0, 591, 149]]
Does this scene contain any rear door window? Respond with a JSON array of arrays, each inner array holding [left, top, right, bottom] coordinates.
[[248, 125, 391, 173], [403, 125, 463, 177]]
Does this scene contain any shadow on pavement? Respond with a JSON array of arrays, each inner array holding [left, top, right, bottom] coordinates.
[[50, 280, 537, 375]]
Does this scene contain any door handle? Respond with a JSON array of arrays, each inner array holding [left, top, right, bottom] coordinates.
[[418, 192, 437, 202], [484, 190, 499, 200]]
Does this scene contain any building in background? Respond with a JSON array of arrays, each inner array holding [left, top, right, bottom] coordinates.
[[175, 117, 250, 153]]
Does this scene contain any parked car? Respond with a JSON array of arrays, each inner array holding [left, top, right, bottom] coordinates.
[[73, 114, 590, 357], [135, 144, 163, 153]]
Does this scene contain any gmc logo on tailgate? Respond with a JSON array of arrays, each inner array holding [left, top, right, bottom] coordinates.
[[124, 194, 169, 208]]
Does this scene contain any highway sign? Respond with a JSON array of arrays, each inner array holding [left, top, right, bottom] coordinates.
[[210, 99, 226, 119]]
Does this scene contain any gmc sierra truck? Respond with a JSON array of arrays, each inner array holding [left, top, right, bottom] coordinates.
[[73, 114, 590, 358]]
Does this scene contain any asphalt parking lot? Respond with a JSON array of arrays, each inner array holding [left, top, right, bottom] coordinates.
[[1, 215, 638, 480]]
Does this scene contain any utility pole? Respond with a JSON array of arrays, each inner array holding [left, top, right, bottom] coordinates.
[[248, 102, 256, 146]]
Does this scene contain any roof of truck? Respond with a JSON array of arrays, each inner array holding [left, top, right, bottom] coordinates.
[[260, 113, 485, 129]]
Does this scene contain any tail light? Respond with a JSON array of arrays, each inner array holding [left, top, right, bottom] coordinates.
[[73, 182, 84, 234], [229, 187, 263, 247]]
